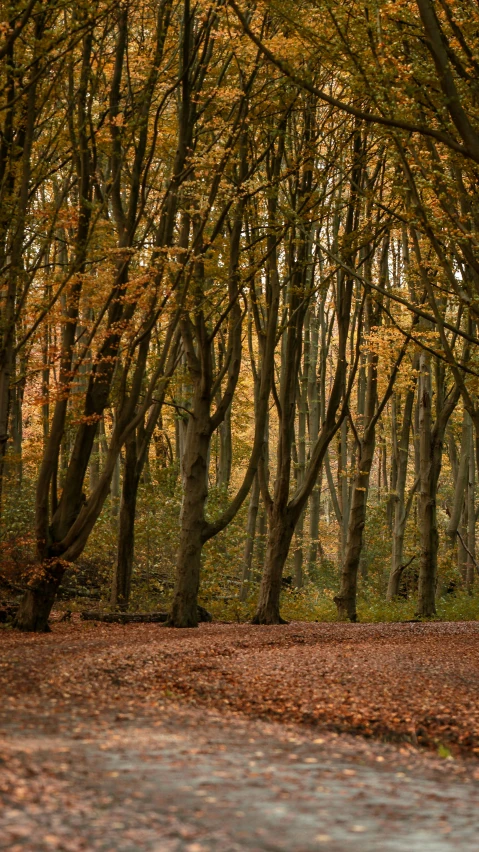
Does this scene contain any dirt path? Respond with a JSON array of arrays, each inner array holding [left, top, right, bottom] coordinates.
[[1, 620, 479, 850], [2, 706, 479, 851]]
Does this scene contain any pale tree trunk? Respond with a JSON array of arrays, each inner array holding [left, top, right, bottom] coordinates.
[[256, 500, 267, 574], [387, 394, 398, 531], [111, 434, 138, 609], [308, 303, 326, 570], [253, 243, 311, 622], [416, 355, 460, 616], [111, 453, 121, 525], [334, 295, 380, 621], [466, 429, 475, 591], [169, 393, 211, 627], [417, 351, 436, 616], [446, 410, 470, 572], [386, 358, 419, 599], [335, 429, 376, 621], [89, 432, 100, 493], [338, 419, 350, 564], [217, 403, 232, 488], [240, 472, 260, 601], [307, 306, 320, 568], [11, 360, 25, 487], [447, 412, 470, 544], [458, 504, 468, 582], [294, 314, 309, 587]]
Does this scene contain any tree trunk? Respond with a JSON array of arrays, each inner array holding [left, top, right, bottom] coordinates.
[[338, 418, 350, 563], [334, 426, 376, 621], [111, 435, 138, 609], [217, 402, 232, 488], [387, 363, 418, 599], [169, 394, 210, 627], [466, 430, 475, 591], [111, 453, 120, 524], [252, 507, 295, 624], [334, 279, 383, 622], [13, 560, 65, 632], [240, 472, 260, 601], [307, 305, 321, 570], [417, 351, 437, 617], [446, 410, 470, 548]]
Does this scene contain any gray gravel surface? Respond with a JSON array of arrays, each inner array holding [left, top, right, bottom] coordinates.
[[1, 705, 478, 851]]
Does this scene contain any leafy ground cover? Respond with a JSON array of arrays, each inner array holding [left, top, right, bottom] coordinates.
[[2, 620, 479, 851], [2, 619, 479, 755]]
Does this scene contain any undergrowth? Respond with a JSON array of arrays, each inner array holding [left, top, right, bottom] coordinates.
[[205, 587, 479, 624]]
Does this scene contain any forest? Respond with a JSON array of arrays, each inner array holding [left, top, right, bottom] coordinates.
[[3, 3, 479, 850], [1, 0, 479, 633]]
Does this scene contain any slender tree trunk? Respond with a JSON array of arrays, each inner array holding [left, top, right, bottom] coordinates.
[[334, 427, 376, 621], [417, 351, 437, 616], [387, 363, 419, 599], [338, 419, 350, 563], [169, 395, 210, 627], [217, 403, 232, 488], [111, 454, 121, 524], [252, 506, 295, 624], [111, 435, 138, 609], [334, 277, 384, 621], [387, 395, 398, 530], [446, 410, 470, 548], [294, 330, 309, 587], [466, 429, 475, 591], [240, 472, 260, 601], [11, 368, 25, 487]]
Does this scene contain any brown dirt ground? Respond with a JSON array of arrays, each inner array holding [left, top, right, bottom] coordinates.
[[2, 618, 479, 754]]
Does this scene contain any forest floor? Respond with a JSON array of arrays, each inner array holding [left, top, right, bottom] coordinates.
[[1, 619, 479, 850]]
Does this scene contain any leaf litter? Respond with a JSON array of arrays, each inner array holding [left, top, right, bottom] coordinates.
[[1, 619, 479, 850]]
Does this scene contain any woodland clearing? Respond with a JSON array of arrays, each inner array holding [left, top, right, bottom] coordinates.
[[1, 620, 479, 850]]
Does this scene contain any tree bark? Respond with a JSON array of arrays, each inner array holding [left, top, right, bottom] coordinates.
[[387, 359, 419, 599], [13, 560, 65, 633], [466, 429, 475, 591], [169, 392, 210, 627], [240, 472, 260, 601], [417, 351, 437, 616], [334, 295, 379, 621], [446, 410, 470, 548], [111, 435, 138, 609], [252, 507, 295, 624]]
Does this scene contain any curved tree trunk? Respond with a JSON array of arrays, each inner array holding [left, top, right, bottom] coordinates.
[[252, 508, 295, 624]]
